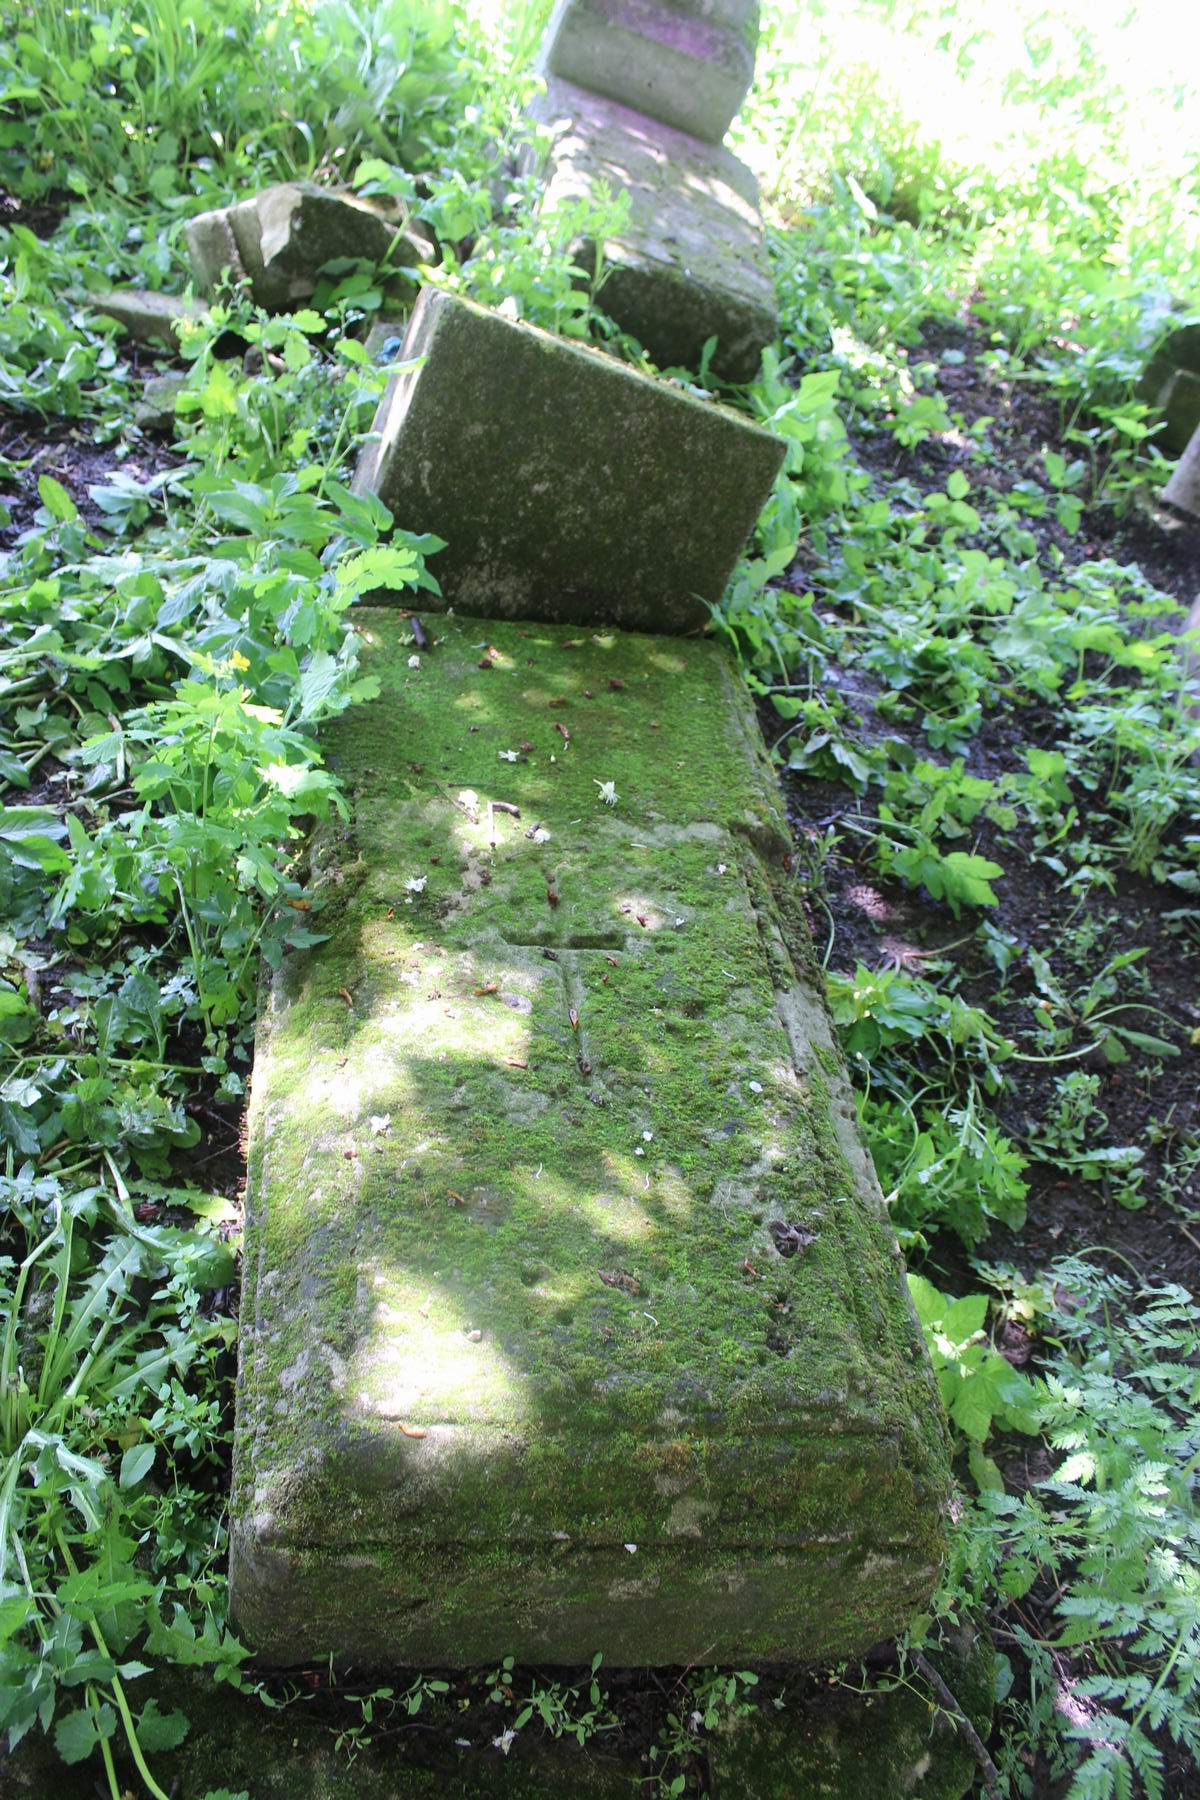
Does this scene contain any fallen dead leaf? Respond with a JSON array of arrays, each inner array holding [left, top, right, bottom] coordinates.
[[599, 1268, 641, 1295]]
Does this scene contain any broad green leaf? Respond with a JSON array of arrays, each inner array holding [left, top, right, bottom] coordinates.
[[38, 474, 78, 522], [119, 1442, 156, 1489]]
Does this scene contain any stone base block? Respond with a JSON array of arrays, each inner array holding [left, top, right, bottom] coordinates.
[[539, 0, 759, 144], [230, 611, 951, 1668], [184, 181, 432, 311], [351, 288, 784, 632], [7, 1638, 991, 1799], [89, 287, 209, 347], [530, 76, 776, 380]]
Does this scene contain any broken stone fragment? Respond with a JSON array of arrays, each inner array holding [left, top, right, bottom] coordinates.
[[184, 182, 434, 310], [133, 370, 188, 431], [529, 75, 776, 380], [539, 0, 760, 145], [352, 287, 784, 631], [89, 287, 209, 348], [1139, 319, 1200, 453], [1164, 419, 1200, 519], [229, 611, 952, 1668]]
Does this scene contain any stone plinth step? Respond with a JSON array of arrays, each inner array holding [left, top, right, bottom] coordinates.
[[530, 76, 776, 381], [184, 181, 432, 311], [352, 288, 784, 632], [539, 0, 760, 145], [231, 611, 951, 1668]]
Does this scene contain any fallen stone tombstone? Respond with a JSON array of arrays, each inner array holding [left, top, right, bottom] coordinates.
[[231, 610, 953, 1667], [88, 285, 209, 347], [538, 0, 760, 145], [1140, 318, 1200, 453], [352, 288, 785, 629], [528, 75, 777, 379], [184, 181, 433, 311]]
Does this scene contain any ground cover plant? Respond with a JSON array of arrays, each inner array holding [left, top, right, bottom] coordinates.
[[0, 0, 1198, 1795]]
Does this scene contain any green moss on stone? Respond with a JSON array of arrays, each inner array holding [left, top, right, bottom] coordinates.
[[232, 613, 951, 1667]]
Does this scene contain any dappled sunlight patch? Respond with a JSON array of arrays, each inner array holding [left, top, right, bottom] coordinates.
[[352, 1266, 529, 1427]]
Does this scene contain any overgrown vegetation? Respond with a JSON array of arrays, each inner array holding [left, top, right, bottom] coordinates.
[[0, 0, 1197, 1795]]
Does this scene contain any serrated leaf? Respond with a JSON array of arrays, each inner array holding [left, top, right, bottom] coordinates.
[[136, 1698, 190, 1752]]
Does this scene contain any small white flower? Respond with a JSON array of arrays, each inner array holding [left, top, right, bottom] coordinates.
[[407, 654, 420, 669], [595, 779, 618, 806], [369, 1114, 391, 1136], [623, 1543, 637, 1554], [530, 826, 550, 844], [404, 876, 427, 894], [493, 1728, 517, 1755], [498, 749, 519, 762], [748, 1079, 763, 1094], [642, 1130, 653, 1141], [635, 1146, 645, 1157], [717, 862, 727, 875]]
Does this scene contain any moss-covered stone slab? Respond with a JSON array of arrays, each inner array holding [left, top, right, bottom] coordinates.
[[529, 77, 776, 381], [184, 182, 432, 310], [231, 611, 951, 1668], [351, 289, 784, 632], [538, 0, 759, 145]]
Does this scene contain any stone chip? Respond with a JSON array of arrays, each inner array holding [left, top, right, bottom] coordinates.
[[184, 181, 432, 311]]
